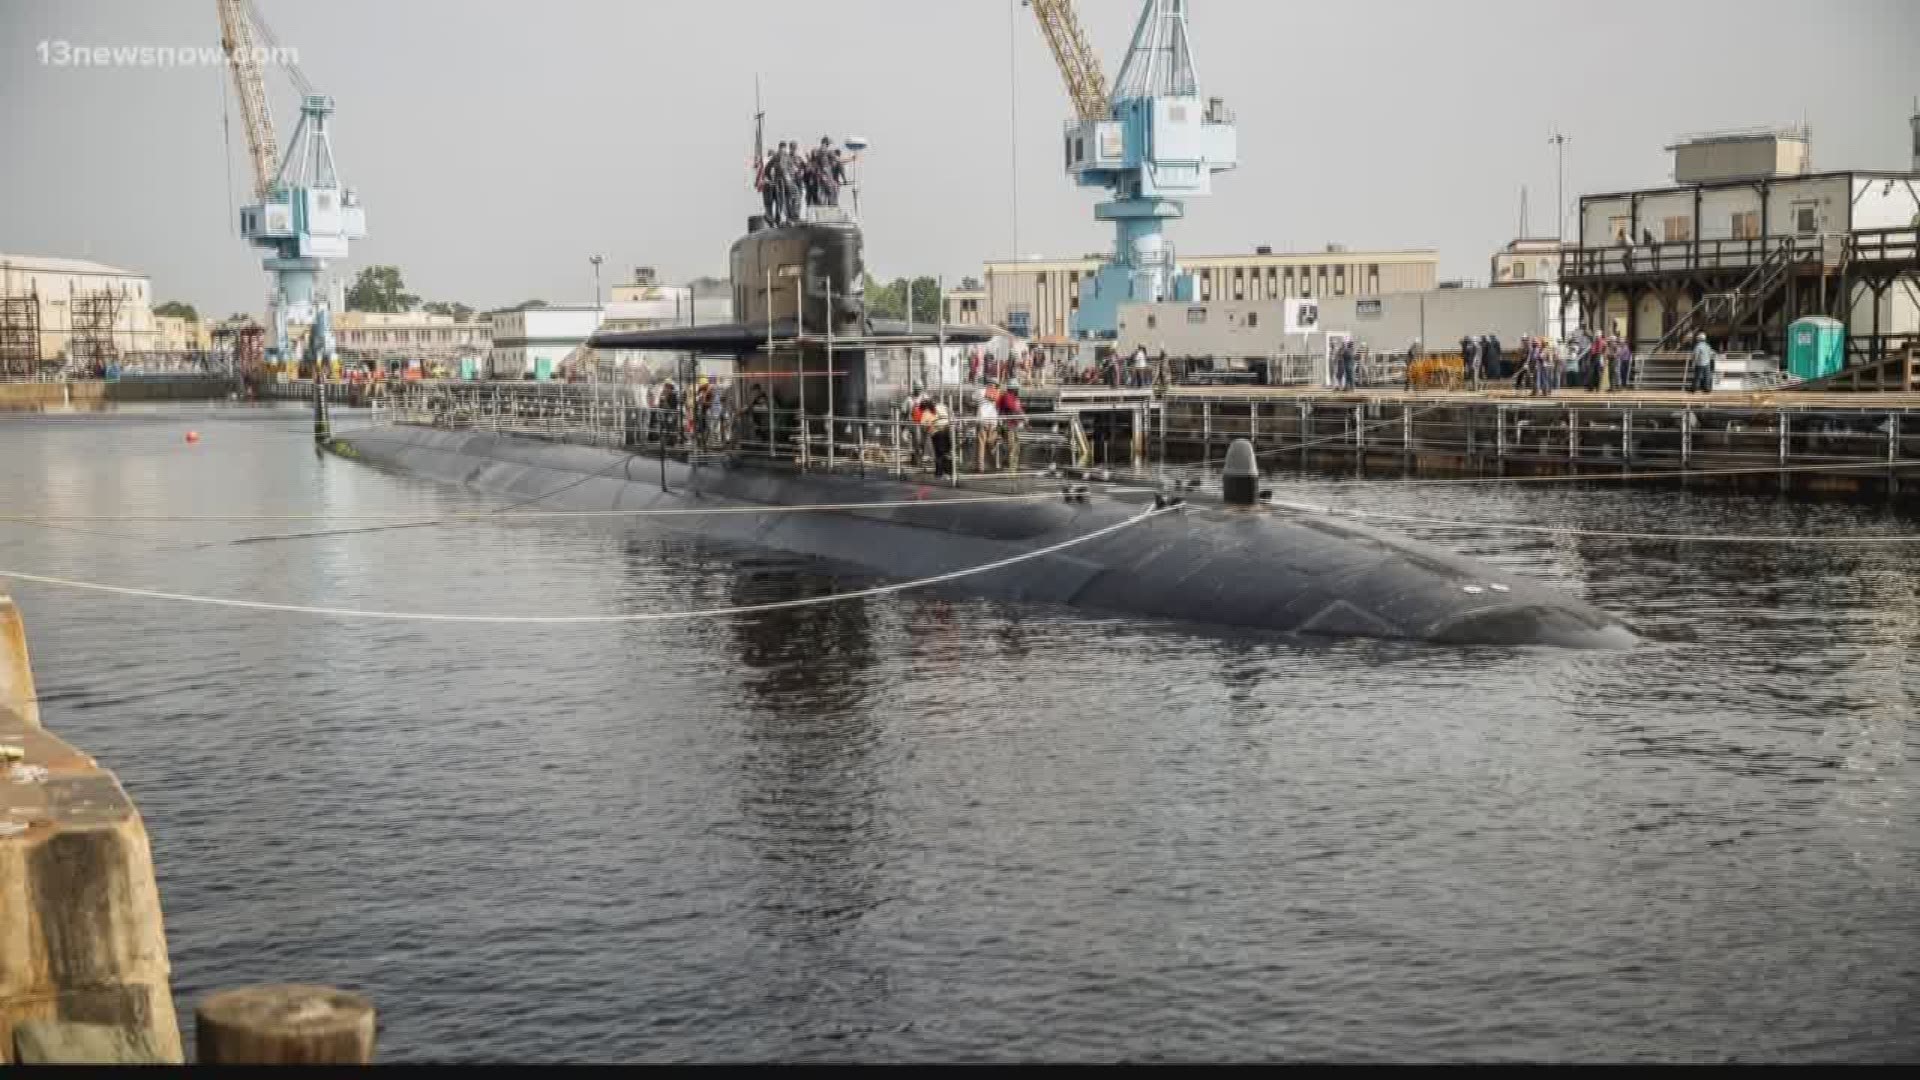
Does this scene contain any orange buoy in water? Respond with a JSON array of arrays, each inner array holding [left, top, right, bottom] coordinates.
[[185, 431, 201, 444]]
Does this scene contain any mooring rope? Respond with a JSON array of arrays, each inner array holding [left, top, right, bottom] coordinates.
[[0, 505, 1181, 624], [1275, 456, 1920, 489], [0, 491, 1070, 526], [1267, 497, 1920, 544]]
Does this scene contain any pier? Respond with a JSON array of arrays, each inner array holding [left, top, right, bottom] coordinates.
[[0, 595, 375, 1064], [1140, 386, 1920, 498], [364, 377, 1920, 501], [0, 375, 237, 412]]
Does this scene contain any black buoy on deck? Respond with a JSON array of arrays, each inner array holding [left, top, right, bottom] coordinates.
[[1222, 437, 1258, 506]]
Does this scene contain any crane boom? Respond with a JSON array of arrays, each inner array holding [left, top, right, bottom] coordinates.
[[217, 0, 278, 199], [1028, 0, 1110, 122]]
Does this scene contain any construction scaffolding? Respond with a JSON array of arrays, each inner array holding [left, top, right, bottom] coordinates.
[[0, 290, 41, 376], [66, 286, 124, 369]]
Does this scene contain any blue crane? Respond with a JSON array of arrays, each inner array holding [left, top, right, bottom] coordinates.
[[1029, 0, 1237, 339], [217, 0, 365, 371]]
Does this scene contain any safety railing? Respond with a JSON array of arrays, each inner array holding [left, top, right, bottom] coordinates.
[[1148, 395, 1920, 482], [375, 380, 1086, 485]]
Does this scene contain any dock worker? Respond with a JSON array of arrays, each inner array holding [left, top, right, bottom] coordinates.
[[922, 394, 953, 475], [1131, 344, 1152, 387], [976, 382, 1000, 472], [903, 388, 929, 465], [1461, 334, 1480, 390], [998, 379, 1025, 468], [1613, 337, 1635, 390], [1689, 332, 1716, 394]]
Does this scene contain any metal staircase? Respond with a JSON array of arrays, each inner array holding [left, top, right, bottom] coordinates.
[[1635, 238, 1800, 389]]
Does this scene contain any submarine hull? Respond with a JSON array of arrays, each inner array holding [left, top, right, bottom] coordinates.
[[338, 426, 1638, 649]]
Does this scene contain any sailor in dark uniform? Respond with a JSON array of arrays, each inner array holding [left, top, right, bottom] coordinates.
[[755, 149, 779, 224], [780, 142, 805, 223]]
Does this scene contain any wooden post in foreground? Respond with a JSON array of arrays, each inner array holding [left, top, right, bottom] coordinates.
[[196, 985, 375, 1064]]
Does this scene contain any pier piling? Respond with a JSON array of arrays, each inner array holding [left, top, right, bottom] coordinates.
[[196, 984, 377, 1064]]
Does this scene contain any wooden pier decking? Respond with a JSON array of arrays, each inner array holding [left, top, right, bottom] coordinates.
[[1130, 385, 1920, 497]]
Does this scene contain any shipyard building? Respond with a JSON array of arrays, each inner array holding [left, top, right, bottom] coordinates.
[[1559, 124, 1920, 367]]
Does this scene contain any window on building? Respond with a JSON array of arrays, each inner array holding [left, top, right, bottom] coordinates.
[[1368, 265, 1379, 295], [1246, 311, 1258, 328], [1233, 269, 1245, 301], [1793, 203, 1818, 235], [1146, 314, 1157, 329], [1663, 216, 1692, 243], [1186, 307, 1206, 324], [1731, 211, 1761, 240], [1513, 260, 1527, 279], [1333, 268, 1347, 296]]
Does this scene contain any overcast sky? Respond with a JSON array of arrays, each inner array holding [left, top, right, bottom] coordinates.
[[3, 0, 1915, 316]]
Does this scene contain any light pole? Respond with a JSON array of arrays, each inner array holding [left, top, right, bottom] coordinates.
[[1548, 130, 1571, 338], [588, 254, 603, 389], [1010, 0, 1022, 261], [1548, 131, 1568, 245]]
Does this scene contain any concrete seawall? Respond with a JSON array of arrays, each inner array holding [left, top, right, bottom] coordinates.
[[0, 378, 236, 413], [0, 595, 181, 1063]]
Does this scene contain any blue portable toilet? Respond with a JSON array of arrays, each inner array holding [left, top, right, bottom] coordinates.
[[1787, 317, 1844, 381]]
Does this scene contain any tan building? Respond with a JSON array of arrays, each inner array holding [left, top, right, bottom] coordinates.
[[1490, 237, 1564, 287], [980, 246, 1438, 342], [942, 286, 988, 327], [0, 253, 155, 367], [152, 314, 212, 353], [334, 310, 491, 360]]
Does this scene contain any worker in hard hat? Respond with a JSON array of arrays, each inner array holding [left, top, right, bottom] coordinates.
[[997, 379, 1025, 470], [976, 382, 1000, 473], [1689, 332, 1715, 394], [921, 393, 953, 476]]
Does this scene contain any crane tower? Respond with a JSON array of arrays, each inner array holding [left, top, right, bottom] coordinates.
[[217, 0, 365, 369], [1029, 0, 1236, 339]]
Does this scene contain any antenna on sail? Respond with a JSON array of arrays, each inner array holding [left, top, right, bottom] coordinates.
[[753, 75, 765, 170]]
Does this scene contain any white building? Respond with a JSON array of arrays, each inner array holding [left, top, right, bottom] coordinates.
[[335, 311, 491, 366], [1561, 126, 1919, 362], [590, 269, 734, 381], [487, 304, 603, 380], [0, 253, 155, 369], [1490, 237, 1563, 288], [1118, 283, 1555, 377], [981, 246, 1439, 343]]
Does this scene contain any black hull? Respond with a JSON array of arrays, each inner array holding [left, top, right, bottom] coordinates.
[[337, 426, 1638, 649]]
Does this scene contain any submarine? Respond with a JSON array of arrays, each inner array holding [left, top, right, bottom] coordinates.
[[336, 207, 1637, 649]]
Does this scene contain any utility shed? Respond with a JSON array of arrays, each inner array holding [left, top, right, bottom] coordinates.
[[1670, 127, 1810, 184]]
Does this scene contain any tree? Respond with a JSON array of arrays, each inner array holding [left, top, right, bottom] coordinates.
[[344, 265, 418, 313], [905, 275, 941, 325], [153, 300, 199, 322], [507, 299, 549, 312], [421, 300, 475, 321], [960, 276, 981, 292], [863, 273, 903, 320], [863, 274, 940, 324]]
